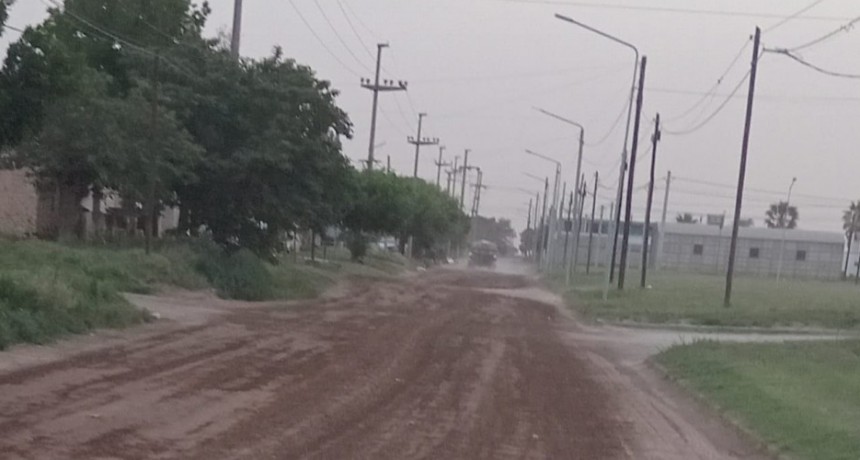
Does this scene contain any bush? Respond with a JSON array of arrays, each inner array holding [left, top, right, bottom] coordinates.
[[0, 274, 147, 350], [345, 232, 368, 261], [196, 248, 275, 301]]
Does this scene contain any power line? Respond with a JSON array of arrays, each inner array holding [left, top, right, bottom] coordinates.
[[584, 96, 629, 147], [311, 0, 373, 72], [788, 14, 860, 52], [672, 176, 848, 203], [770, 49, 860, 80], [663, 38, 750, 124], [490, 0, 853, 21], [763, 0, 829, 33], [335, 0, 375, 61], [663, 68, 752, 136], [283, 0, 361, 77]]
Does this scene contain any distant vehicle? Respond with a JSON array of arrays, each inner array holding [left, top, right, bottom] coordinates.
[[469, 240, 498, 268]]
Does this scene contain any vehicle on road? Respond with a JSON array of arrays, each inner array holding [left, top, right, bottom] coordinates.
[[468, 240, 498, 268]]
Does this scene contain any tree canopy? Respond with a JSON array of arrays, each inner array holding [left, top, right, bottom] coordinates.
[[765, 201, 798, 229], [0, 1, 468, 257]]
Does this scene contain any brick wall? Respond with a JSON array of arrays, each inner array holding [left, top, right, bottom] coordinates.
[[0, 169, 38, 236]]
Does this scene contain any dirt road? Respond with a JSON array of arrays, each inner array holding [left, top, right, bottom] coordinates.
[[0, 267, 766, 459]]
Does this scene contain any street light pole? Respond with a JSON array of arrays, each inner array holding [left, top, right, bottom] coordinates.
[[555, 14, 639, 286], [776, 177, 797, 283], [526, 150, 562, 270]]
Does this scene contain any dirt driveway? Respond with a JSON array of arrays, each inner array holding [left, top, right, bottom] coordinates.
[[0, 267, 768, 459]]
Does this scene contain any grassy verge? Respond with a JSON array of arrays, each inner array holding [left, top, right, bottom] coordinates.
[[657, 340, 860, 460], [0, 239, 408, 349], [546, 270, 860, 330]]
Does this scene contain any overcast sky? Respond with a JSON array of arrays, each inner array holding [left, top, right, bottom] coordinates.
[[5, 0, 860, 233]]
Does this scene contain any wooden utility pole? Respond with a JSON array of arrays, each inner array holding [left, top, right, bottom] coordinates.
[[641, 113, 661, 288], [145, 54, 161, 256], [361, 44, 406, 170], [230, 0, 243, 60], [725, 27, 762, 308], [408, 113, 439, 178], [619, 56, 648, 290]]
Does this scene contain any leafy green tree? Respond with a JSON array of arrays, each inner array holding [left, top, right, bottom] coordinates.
[[17, 72, 200, 240], [765, 201, 798, 229]]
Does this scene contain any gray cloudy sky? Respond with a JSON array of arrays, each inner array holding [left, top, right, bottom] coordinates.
[[5, 0, 860, 233]]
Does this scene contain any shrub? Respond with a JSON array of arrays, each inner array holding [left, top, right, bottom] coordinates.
[[345, 232, 368, 261], [196, 248, 275, 301]]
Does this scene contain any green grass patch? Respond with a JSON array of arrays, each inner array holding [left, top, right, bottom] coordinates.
[[0, 238, 410, 348], [548, 270, 860, 330], [657, 340, 860, 460]]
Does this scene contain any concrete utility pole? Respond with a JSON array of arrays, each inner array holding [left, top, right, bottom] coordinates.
[[230, 0, 243, 60], [725, 27, 762, 308], [586, 172, 598, 274], [538, 178, 549, 268], [776, 177, 797, 284], [589, 204, 604, 274], [563, 191, 574, 283], [641, 113, 661, 288], [460, 149, 470, 210], [618, 56, 648, 290], [448, 156, 460, 196], [408, 113, 439, 178], [435, 146, 449, 188], [471, 169, 486, 217], [533, 191, 541, 260], [361, 44, 407, 170], [844, 208, 858, 278], [572, 176, 587, 272]]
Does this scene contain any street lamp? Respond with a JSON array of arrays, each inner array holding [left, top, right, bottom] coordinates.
[[525, 150, 563, 270], [533, 108, 587, 284], [776, 177, 797, 283], [555, 13, 639, 286]]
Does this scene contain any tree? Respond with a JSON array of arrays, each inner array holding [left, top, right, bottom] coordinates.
[[765, 201, 798, 229], [16, 73, 200, 239], [676, 213, 698, 224], [519, 227, 536, 255], [843, 201, 860, 238], [343, 171, 469, 259]]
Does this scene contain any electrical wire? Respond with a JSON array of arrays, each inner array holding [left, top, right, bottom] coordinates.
[[771, 49, 860, 80], [584, 96, 628, 147], [662, 68, 752, 136], [788, 14, 860, 52], [663, 38, 750, 124], [335, 0, 375, 61], [282, 0, 361, 77], [311, 0, 372, 72], [763, 0, 828, 33], [489, 0, 852, 21]]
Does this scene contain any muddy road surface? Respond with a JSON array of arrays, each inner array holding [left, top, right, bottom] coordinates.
[[0, 268, 764, 459]]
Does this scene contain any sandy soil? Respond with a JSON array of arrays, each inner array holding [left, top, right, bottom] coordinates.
[[0, 265, 773, 459]]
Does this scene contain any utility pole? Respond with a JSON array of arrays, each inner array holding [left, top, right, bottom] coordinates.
[[408, 113, 439, 178], [587, 172, 598, 274], [538, 178, 549, 268], [471, 169, 486, 217], [449, 156, 460, 196], [844, 209, 857, 278], [533, 191, 541, 260], [618, 56, 648, 290], [641, 113, 661, 288], [435, 146, 449, 188], [361, 44, 407, 170], [563, 191, 574, 284], [387, 155, 391, 173], [725, 27, 761, 308], [460, 149, 470, 211], [143, 53, 164, 256], [230, 0, 243, 60], [573, 177, 587, 272]]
